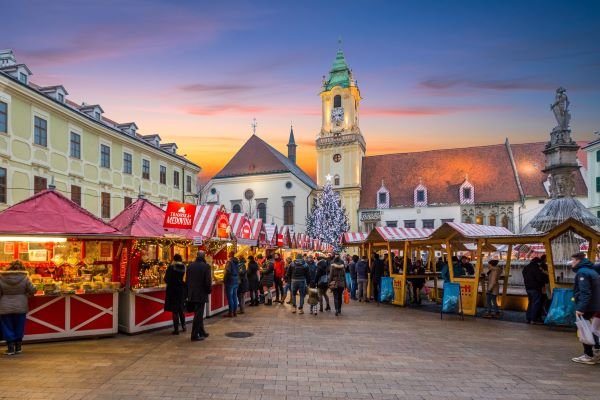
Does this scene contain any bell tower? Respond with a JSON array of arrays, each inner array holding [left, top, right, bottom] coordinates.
[[316, 43, 366, 231]]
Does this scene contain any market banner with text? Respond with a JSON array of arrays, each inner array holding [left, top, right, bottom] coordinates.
[[163, 202, 196, 229]]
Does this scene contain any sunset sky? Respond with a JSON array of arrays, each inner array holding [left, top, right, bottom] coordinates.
[[4, 0, 600, 180]]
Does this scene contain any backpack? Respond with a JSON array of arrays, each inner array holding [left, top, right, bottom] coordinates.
[[318, 271, 329, 287]]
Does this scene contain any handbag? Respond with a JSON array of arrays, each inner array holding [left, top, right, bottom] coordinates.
[[343, 288, 349, 304]]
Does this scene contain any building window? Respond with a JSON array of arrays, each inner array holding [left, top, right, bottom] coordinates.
[[232, 204, 241, 213], [334, 175, 340, 186], [124, 196, 133, 208], [538, 199, 545, 204], [404, 220, 416, 228], [257, 202, 267, 222], [464, 216, 473, 224], [597, 211, 600, 218], [416, 190, 425, 202], [186, 175, 192, 193], [0, 167, 6, 203], [489, 214, 497, 226], [123, 152, 132, 174], [423, 219, 434, 229], [19, 72, 27, 84], [476, 214, 484, 225], [71, 185, 81, 206], [501, 215, 509, 229], [173, 171, 180, 188], [94, 111, 101, 120], [159, 166, 167, 185], [284, 201, 294, 225], [57, 93, 64, 103], [385, 221, 397, 228], [34, 116, 47, 147], [379, 192, 387, 204], [596, 177, 600, 193], [34, 176, 47, 194], [0, 101, 7, 133], [333, 94, 341, 108], [70, 132, 81, 159], [142, 159, 150, 180], [596, 150, 600, 162], [100, 144, 111, 168], [463, 187, 472, 200], [101, 192, 111, 218], [441, 218, 454, 224]]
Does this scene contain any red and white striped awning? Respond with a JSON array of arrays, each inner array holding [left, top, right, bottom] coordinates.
[[342, 232, 368, 245], [228, 213, 248, 237], [191, 205, 220, 239], [374, 227, 433, 242], [248, 218, 267, 246], [446, 222, 513, 238], [264, 223, 278, 246], [278, 226, 291, 248]]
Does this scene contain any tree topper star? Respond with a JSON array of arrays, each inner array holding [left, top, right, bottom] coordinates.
[[325, 174, 333, 182]]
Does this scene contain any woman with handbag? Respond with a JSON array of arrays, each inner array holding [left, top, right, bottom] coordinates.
[[164, 254, 187, 335], [315, 256, 331, 312], [328, 255, 347, 316]]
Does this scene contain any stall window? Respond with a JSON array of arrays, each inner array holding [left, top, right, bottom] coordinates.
[[142, 159, 150, 179], [159, 165, 167, 185], [101, 192, 111, 218], [34, 116, 47, 147], [124, 196, 132, 208], [70, 132, 81, 159], [34, 176, 47, 194], [257, 202, 267, 222], [284, 201, 294, 225], [173, 170, 180, 188], [71, 185, 81, 206], [0, 167, 6, 203]]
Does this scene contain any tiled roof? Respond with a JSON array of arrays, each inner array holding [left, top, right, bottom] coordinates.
[[359, 140, 587, 209], [214, 134, 316, 189]]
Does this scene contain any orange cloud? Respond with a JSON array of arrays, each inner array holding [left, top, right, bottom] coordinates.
[[362, 105, 508, 116], [184, 104, 271, 116]]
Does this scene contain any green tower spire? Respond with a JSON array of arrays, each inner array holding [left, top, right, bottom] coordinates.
[[323, 40, 354, 91]]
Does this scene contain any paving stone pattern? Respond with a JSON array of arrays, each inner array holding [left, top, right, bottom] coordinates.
[[1, 301, 599, 400]]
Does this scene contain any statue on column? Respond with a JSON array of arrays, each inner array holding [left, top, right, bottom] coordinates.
[[550, 87, 572, 145]]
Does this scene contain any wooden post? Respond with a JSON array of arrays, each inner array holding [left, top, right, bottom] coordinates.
[[469, 239, 484, 316], [501, 244, 512, 310], [544, 239, 557, 294], [447, 241, 455, 281], [432, 245, 439, 301], [387, 243, 393, 276], [587, 237, 598, 262]]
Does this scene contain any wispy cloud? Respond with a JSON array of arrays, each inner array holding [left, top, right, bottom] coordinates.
[[178, 83, 257, 95], [184, 104, 271, 116], [419, 77, 554, 92], [362, 105, 508, 116]]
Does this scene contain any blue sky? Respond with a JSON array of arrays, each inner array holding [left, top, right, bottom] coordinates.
[[3, 0, 600, 177]]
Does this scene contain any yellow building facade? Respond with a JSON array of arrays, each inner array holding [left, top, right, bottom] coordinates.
[[0, 50, 200, 219], [316, 48, 365, 231]]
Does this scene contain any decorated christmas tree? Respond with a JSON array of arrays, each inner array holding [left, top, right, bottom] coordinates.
[[305, 181, 349, 252]]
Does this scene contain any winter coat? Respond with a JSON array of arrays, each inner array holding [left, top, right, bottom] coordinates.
[[486, 264, 502, 295], [371, 259, 385, 280], [287, 259, 310, 283], [315, 260, 330, 289], [355, 260, 370, 280], [408, 265, 426, 288], [349, 261, 357, 280], [273, 259, 285, 279], [223, 258, 239, 288], [522, 261, 545, 291], [573, 259, 600, 313], [259, 261, 275, 287], [247, 261, 260, 291], [307, 287, 319, 305], [237, 261, 249, 293], [328, 262, 347, 289], [461, 261, 475, 276], [0, 271, 36, 315], [307, 261, 318, 285], [186, 257, 212, 303], [164, 261, 186, 312]]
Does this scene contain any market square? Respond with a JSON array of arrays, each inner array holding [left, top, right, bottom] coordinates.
[[1, 1, 600, 399]]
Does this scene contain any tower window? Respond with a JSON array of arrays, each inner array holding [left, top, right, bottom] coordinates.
[[333, 153, 341, 163], [284, 201, 294, 225], [257, 202, 267, 222], [379, 192, 387, 204], [333, 95, 341, 108], [463, 188, 472, 199], [334, 175, 340, 186], [416, 190, 425, 202]]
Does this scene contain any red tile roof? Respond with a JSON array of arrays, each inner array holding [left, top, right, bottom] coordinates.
[[359, 140, 587, 209]]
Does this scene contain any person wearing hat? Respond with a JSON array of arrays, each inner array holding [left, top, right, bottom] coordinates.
[[570, 252, 600, 365], [286, 254, 310, 314], [483, 259, 501, 318]]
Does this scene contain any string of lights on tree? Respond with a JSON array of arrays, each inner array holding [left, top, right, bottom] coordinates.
[[305, 179, 349, 252]]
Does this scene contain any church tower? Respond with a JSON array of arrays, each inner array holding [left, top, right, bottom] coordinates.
[[316, 44, 365, 231]]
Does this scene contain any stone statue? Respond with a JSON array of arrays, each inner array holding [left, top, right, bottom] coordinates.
[[551, 87, 571, 131]]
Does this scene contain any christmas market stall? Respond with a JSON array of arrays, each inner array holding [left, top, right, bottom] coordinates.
[[110, 198, 195, 334], [0, 189, 123, 342], [365, 227, 434, 306], [341, 232, 368, 256]]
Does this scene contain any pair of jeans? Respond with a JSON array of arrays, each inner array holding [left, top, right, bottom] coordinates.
[[351, 279, 358, 299], [190, 301, 206, 339], [372, 277, 382, 303], [171, 310, 185, 331], [357, 279, 368, 301], [274, 277, 284, 301], [0, 313, 26, 342], [526, 289, 543, 322], [332, 287, 344, 312], [291, 280, 306, 309], [486, 293, 499, 313], [226, 285, 239, 314], [318, 287, 330, 309]]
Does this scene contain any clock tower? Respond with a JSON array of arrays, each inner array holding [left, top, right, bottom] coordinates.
[[316, 45, 366, 231]]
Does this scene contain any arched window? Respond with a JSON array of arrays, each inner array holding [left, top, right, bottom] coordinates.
[[334, 174, 340, 186], [489, 214, 497, 226], [333, 95, 341, 108], [501, 215, 509, 228], [475, 214, 484, 225], [232, 204, 241, 213], [257, 203, 266, 222], [283, 201, 294, 225], [464, 216, 473, 224]]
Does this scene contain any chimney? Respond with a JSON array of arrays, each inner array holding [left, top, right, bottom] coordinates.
[[287, 124, 297, 164]]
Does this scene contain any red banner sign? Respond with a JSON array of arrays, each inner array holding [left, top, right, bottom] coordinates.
[[216, 210, 230, 238], [240, 220, 252, 239], [163, 201, 196, 229]]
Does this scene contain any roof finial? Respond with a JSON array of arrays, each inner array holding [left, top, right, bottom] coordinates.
[[381, 179, 385, 187], [251, 118, 257, 135], [465, 173, 469, 182], [419, 176, 423, 185], [338, 36, 342, 50], [48, 176, 56, 191], [138, 186, 145, 199]]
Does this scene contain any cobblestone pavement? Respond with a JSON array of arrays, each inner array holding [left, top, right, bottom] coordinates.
[[1, 301, 599, 400]]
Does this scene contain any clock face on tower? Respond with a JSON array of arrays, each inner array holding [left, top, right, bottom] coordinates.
[[331, 107, 344, 125]]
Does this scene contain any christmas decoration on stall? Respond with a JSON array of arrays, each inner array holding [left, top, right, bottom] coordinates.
[[305, 180, 349, 252]]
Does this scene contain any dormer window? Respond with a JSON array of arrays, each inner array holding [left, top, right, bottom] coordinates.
[[19, 72, 27, 84], [57, 93, 64, 103], [417, 190, 425, 202], [79, 104, 104, 121], [94, 111, 101, 120], [459, 178, 474, 205], [414, 180, 428, 207], [117, 122, 138, 137], [39, 85, 68, 103], [376, 180, 389, 209]]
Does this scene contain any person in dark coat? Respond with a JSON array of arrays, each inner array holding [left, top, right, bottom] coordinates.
[[223, 252, 239, 318], [522, 257, 546, 324], [246, 255, 260, 306], [315, 256, 331, 312], [260, 254, 275, 306], [349, 255, 358, 300], [236, 256, 249, 314], [570, 252, 600, 365], [163, 254, 187, 335], [328, 255, 347, 316], [186, 251, 212, 342], [355, 255, 370, 302], [371, 253, 385, 304], [408, 259, 426, 305]]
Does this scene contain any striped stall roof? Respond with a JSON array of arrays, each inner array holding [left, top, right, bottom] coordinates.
[[191, 205, 220, 239], [264, 223, 278, 246], [228, 213, 248, 237], [376, 227, 434, 241], [248, 218, 266, 246], [342, 232, 368, 245], [278, 226, 291, 248], [447, 222, 513, 238]]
